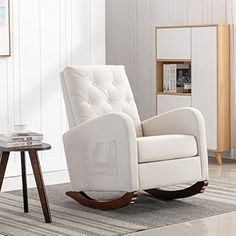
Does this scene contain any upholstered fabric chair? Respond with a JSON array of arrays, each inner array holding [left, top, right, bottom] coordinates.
[[61, 65, 209, 210]]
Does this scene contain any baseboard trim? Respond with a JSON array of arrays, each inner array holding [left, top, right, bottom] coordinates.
[[209, 149, 235, 160], [1, 169, 70, 192]]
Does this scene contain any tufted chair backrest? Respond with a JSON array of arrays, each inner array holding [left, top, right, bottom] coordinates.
[[61, 65, 143, 137]]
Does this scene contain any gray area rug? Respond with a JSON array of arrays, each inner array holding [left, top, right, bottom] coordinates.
[[1, 180, 236, 236]]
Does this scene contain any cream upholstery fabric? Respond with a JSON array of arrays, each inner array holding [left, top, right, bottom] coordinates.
[[137, 134, 197, 163], [142, 107, 209, 180], [138, 156, 202, 190], [61, 66, 143, 137], [61, 66, 209, 192], [63, 112, 139, 192]]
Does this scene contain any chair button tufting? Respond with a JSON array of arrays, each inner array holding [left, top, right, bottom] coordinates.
[[107, 100, 111, 104], [92, 82, 96, 86], [112, 82, 115, 85]]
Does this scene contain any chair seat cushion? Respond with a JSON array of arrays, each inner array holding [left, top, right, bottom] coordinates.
[[137, 134, 198, 163]]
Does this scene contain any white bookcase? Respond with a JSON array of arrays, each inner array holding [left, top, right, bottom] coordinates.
[[156, 25, 230, 165]]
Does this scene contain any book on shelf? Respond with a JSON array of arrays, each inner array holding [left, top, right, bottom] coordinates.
[[163, 63, 191, 93], [0, 140, 42, 148], [0, 132, 43, 142], [170, 64, 177, 92], [169, 65, 173, 92], [163, 64, 169, 92]]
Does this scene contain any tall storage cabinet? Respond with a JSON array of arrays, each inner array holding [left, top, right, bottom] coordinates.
[[156, 25, 230, 165], [192, 27, 218, 151]]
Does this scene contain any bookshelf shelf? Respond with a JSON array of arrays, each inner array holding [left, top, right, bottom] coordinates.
[[156, 59, 191, 62], [156, 60, 191, 93], [157, 92, 191, 96]]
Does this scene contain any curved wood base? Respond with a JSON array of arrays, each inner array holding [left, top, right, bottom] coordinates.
[[145, 180, 208, 201], [66, 191, 138, 210]]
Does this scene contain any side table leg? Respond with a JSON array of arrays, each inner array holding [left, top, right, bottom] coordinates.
[[0, 152, 10, 191], [21, 151, 28, 213], [29, 150, 52, 223]]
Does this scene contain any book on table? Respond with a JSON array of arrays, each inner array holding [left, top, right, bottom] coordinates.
[[0, 132, 43, 147], [0, 132, 43, 142], [0, 140, 43, 148]]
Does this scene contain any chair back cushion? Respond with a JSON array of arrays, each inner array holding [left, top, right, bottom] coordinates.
[[61, 65, 143, 137]]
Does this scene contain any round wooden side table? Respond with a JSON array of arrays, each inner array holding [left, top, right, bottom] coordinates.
[[0, 143, 52, 223]]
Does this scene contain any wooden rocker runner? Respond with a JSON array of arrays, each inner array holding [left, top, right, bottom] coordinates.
[[66, 181, 208, 210], [66, 191, 138, 210]]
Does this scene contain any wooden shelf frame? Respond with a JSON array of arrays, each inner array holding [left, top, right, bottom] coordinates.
[[157, 59, 191, 62], [156, 60, 191, 95], [157, 92, 191, 96]]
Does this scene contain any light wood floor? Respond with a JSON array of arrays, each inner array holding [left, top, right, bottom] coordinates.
[[128, 157, 236, 236], [3, 157, 236, 236]]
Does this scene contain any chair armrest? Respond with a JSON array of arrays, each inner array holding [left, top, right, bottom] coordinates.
[[142, 107, 209, 180], [63, 112, 139, 192]]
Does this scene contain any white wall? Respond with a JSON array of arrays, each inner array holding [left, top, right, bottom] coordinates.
[[106, 0, 228, 121], [106, 0, 235, 158], [0, 0, 105, 178]]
